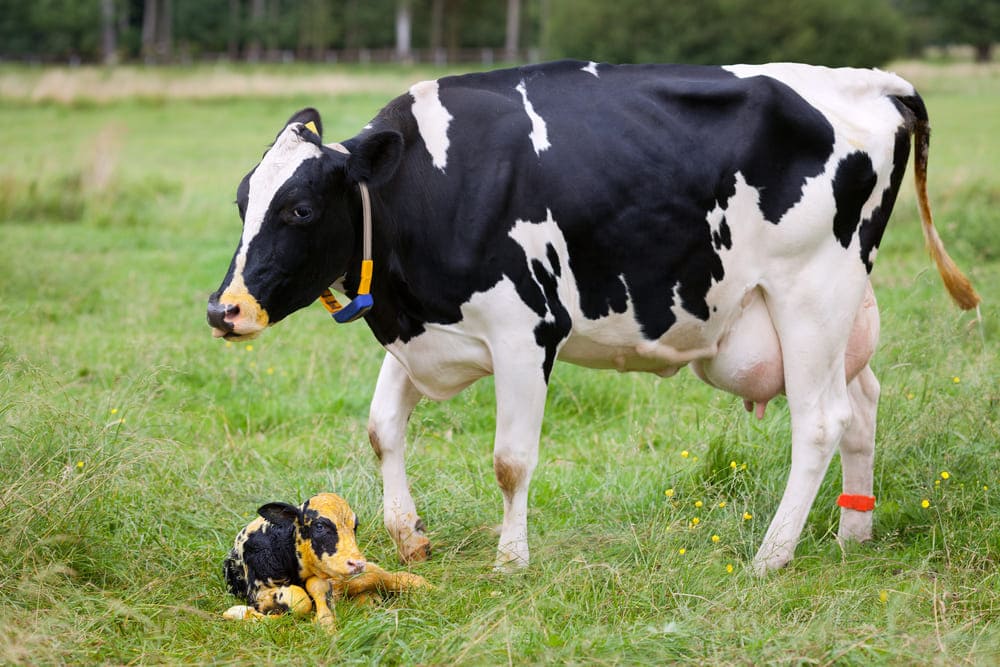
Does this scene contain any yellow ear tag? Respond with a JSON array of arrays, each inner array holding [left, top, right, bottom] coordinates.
[[304, 121, 319, 136]]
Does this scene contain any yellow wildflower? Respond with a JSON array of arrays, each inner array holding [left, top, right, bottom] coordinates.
[[952, 376, 960, 384], [691, 517, 700, 526], [678, 548, 686, 555], [711, 534, 720, 543], [940, 471, 950, 480], [245, 344, 254, 352], [743, 512, 753, 521], [726, 563, 734, 573], [694, 500, 703, 508], [718, 501, 727, 508], [879, 590, 888, 604], [664, 488, 675, 498], [921, 499, 930, 509], [681, 450, 690, 458]]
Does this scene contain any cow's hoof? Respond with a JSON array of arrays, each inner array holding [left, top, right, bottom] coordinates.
[[837, 511, 873, 544], [398, 535, 432, 564], [493, 549, 529, 573], [751, 542, 794, 576]]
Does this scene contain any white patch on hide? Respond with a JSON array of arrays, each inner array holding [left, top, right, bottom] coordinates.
[[232, 123, 322, 288], [515, 80, 551, 155], [582, 61, 600, 78], [409, 79, 453, 171]]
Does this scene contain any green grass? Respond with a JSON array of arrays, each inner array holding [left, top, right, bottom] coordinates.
[[0, 61, 998, 664]]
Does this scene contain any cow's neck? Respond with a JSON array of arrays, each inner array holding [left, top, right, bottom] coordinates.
[[357, 191, 427, 346]]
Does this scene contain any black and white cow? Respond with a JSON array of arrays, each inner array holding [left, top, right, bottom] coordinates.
[[207, 60, 978, 574]]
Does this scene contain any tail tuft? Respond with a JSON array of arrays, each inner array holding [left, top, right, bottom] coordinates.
[[900, 94, 981, 310]]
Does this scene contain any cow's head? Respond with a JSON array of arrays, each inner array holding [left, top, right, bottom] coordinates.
[[207, 108, 403, 340], [258, 492, 367, 580]]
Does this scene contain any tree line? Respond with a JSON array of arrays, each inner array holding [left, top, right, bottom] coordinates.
[[0, 0, 994, 67]]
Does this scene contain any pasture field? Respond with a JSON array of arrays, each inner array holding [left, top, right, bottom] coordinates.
[[0, 62, 998, 665]]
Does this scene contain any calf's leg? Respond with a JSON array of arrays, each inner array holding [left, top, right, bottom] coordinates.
[[343, 562, 429, 599], [368, 353, 430, 564], [306, 576, 335, 628]]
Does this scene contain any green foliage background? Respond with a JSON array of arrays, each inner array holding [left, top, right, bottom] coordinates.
[[546, 0, 907, 67], [0, 0, 996, 65]]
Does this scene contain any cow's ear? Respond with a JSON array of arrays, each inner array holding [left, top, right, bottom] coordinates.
[[285, 108, 322, 139], [345, 130, 403, 188], [257, 502, 302, 526]]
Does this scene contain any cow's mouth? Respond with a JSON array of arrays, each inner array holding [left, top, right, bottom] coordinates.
[[212, 327, 262, 342]]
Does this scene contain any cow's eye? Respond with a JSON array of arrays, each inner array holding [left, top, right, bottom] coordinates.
[[353, 516, 359, 534], [291, 205, 313, 222]]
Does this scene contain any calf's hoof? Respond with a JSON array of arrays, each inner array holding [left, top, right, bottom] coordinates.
[[396, 572, 431, 590], [314, 611, 336, 632], [222, 605, 265, 621]]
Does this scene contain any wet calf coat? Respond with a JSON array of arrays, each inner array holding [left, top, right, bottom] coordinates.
[[223, 493, 427, 627], [208, 61, 979, 574]]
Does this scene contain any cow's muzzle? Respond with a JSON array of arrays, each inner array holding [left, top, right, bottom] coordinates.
[[207, 291, 268, 340], [207, 301, 237, 337]]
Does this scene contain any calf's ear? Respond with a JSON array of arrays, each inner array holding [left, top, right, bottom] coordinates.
[[346, 130, 404, 188], [257, 502, 302, 526]]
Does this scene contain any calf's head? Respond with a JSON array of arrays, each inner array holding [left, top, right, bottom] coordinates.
[[207, 108, 402, 340], [258, 492, 367, 579]]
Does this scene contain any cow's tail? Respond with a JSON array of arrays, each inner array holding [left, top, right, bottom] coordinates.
[[898, 93, 980, 310]]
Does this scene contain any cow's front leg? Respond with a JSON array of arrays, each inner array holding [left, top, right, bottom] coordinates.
[[368, 353, 430, 564], [492, 359, 549, 570], [837, 364, 880, 543]]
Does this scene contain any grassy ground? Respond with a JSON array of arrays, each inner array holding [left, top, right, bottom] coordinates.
[[0, 61, 997, 665]]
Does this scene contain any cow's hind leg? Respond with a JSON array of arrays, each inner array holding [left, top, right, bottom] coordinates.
[[753, 276, 865, 574], [837, 364, 880, 543], [368, 353, 430, 564]]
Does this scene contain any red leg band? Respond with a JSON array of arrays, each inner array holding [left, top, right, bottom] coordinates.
[[837, 494, 876, 512]]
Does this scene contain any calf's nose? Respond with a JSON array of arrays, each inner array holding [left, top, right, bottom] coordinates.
[[346, 559, 367, 575], [207, 301, 237, 334]]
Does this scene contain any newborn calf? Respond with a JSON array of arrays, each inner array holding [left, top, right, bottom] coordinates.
[[223, 492, 427, 628]]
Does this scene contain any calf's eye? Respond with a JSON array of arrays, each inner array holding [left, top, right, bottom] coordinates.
[[292, 206, 313, 222]]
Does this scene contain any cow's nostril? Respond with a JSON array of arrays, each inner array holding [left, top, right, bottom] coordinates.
[[223, 303, 240, 322], [346, 559, 366, 574], [207, 301, 233, 332]]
